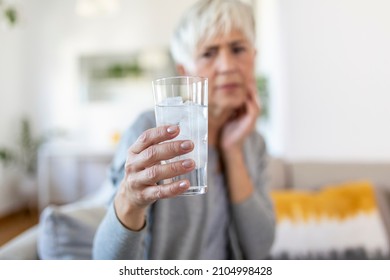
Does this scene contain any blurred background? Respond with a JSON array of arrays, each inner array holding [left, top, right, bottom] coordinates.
[[1, 0, 390, 257]]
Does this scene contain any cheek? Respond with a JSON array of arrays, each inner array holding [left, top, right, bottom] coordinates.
[[193, 57, 218, 78], [192, 64, 216, 101], [193, 64, 213, 79], [241, 59, 256, 81], [207, 81, 217, 105]]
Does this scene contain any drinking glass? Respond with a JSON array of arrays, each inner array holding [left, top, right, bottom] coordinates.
[[152, 76, 208, 195]]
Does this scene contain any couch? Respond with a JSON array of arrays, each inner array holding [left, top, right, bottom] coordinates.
[[0, 178, 115, 260], [1, 157, 390, 259]]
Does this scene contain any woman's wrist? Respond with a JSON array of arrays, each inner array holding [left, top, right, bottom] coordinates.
[[114, 181, 146, 231], [221, 144, 243, 161], [221, 146, 254, 203]]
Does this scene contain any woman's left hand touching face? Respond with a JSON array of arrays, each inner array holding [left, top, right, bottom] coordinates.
[[220, 78, 260, 152]]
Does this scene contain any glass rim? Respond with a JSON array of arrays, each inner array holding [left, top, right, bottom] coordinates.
[[152, 76, 207, 86]]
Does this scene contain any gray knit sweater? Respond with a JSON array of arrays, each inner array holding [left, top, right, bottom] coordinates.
[[92, 110, 275, 259]]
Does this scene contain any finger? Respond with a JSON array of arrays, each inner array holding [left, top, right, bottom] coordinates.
[[142, 180, 190, 202], [130, 140, 194, 170], [135, 159, 195, 186], [248, 81, 261, 109], [244, 82, 260, 117], [131, 125, 180, 154], [247, 94, 260, 117]]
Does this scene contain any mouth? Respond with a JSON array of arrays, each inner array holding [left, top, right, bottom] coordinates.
[[215, 83, 241, 91]]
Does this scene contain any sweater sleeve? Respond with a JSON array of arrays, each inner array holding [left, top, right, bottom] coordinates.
[[230, 132, 276, 259], [92, 202, 148, 259], [92, 110, 156, 259]]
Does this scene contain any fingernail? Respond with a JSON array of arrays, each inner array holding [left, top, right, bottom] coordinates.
[[180, 141, 193, 150], [182, 159, 194, 168], [179, 181, 188, 188], [167, 126, 178, 134]]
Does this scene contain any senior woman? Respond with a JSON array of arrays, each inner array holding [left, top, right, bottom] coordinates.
[[93, 0, 275, 260]]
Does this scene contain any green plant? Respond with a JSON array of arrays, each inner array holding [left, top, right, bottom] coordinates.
[[256, 75, 270, 120], [105, 62, 143, 78], [0, 118, 65, 175], [0, 1, 18, 26], [0, 149, 14, 164]]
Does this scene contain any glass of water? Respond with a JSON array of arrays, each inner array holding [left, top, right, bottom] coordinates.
[[152, 76, 208, 196]]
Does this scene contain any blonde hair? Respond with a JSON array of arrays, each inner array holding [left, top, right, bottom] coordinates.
[[171, 0, 255, 72]]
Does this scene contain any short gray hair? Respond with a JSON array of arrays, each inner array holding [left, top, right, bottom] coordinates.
[[171, 0, 255, 73]]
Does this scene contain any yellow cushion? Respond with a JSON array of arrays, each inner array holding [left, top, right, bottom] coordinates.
[[271, 180, 377, 222]]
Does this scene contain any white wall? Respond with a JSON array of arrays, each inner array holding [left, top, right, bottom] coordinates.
[[0, 22, 25, 215], [260, 0, 390, 161], [0, 28, 23, 145], [3, 0, 390, 212], [20, 0, 198, 147], [257, 0, 289, 157], [0, 0, 199, 215]]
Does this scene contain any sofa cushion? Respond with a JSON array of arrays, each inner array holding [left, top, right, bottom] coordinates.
[[269, 180, 390, 259], [37, 204, 106, 260], [0, 225, 39, 260], [287, 162, 390, 190], [267, 157, 288, 190]]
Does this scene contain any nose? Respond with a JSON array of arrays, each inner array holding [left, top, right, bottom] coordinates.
[[217, 49, 236, 73]]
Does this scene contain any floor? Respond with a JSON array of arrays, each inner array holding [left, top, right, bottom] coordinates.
[[0, 208, 39, 246]]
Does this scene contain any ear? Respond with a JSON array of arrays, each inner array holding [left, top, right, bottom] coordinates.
[[176, 64, 188, 75]]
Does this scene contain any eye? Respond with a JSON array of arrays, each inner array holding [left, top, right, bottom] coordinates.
[[201, 49, 216, 59], [232, 46, 246, 54]]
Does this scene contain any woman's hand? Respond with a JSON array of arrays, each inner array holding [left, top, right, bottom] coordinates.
[[220, 79, 261, 152], [114, 125, 195, 230]]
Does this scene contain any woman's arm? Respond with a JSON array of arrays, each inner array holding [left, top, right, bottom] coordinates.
[[93, 202, 148, 259], [226, 133, 275, 259], [92, 111, 195, 259], [219, 80, 275, 259], [93, 111, 154, 259]]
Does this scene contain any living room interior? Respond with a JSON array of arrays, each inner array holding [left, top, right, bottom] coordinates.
[[1, 0, 390, 259]]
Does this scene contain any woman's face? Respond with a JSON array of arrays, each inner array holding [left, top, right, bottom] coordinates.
[[188, 29, 256, 115]]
